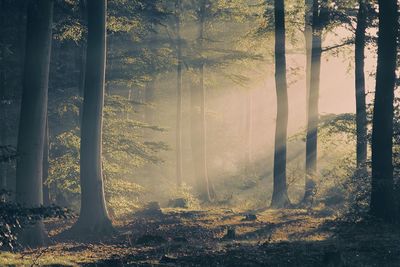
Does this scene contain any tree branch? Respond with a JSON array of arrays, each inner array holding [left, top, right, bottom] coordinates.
[[322, 39, 354, 52]]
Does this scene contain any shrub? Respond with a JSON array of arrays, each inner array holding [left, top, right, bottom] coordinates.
[[0, 192, 70, 250]]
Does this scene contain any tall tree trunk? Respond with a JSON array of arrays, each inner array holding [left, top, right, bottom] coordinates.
[[245, 90, 253, 173], [78, 0, 87, 98], [199, 0, 213, 201], [72, 0, 113, 234], [303, 0, 322, 204], [176, 0, 183, 187], [304, 0, 313, 115], [145, 79, 156, 124], [271, 0, 290, 208], [199, 64, 212, 200], [0, 0, 7, 196], [77, 0, 87, 126], [188, 0, 212, 200], [190, 79, 202, 191], [370, 0, 398, 222], [15, 0, 54, 247], [43, 116, 50, 205], [355, 0, 367, 170]]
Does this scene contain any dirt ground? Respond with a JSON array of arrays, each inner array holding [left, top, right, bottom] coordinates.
[[1, 207, 400, 266]]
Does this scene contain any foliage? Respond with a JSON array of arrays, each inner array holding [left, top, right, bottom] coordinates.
[[168, 183, 200, 209], [340, 169, 371, 222], [0, 193, 70, 250], [48, 94, 167, 215]]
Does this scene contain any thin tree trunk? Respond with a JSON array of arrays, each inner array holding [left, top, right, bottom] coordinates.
[[355, 0, 367, 170], [245, 90, 253, 173], [370, 0, 398, 222], [304, 0, 313, 116], [0, 0, 7, 196], [144, 79, 155, 124], [15, 0, 54, 247], [126, 89, 132, 120], [190, 79, 202, 190], [77, 0, 87, 127], [303, 0, 322, 204], [199, 64, 212, 200], [78, 0, 87, 99], [303, 0, 313, 204], [72, 0, 113, 234], [43, 116, 50, 205], [176, 0, 183, 187], [271, 0, 290, 208], [190, 0, 212, 201]]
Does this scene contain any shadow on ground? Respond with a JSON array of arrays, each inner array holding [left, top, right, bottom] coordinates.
[[19, 208, 400, 266]]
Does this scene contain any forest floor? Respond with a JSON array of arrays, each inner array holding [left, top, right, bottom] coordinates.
[[1, 207, 400, 266]]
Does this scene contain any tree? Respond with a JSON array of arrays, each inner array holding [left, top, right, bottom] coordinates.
[[43, 117, 50, 206], [15, 0, 54, 247], [0, 0, 27, 201], [303, 0, 328, 204], [0, 0, 7, 195], [78, 0, 87, 99], [191, 0, 212, 201], [76, 0, 87, 126], [271, 0, 290, 208], [244, 90, 253, 173], [354, 0, 368, 170], [175, 0, 183, 187], [304, 0, 313, 115], [370, 0, 398, 222], [72, 0, 113, 234], [145, 78, 156, 124]]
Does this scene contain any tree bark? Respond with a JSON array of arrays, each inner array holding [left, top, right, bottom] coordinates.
[[73, 0, 113, 234], [0, 0, 7, 196], [176, 0, 183, 187], [15, 0, 54, 247], [245, 90, 253, 173], [304, 0, 313, 114], [370, 0, 398, 222], [144, 79, 156, 124], [78, 0, 87, 99], [355, 0, 367, 170], [190, 78, 202, 192], [77, 0, 87, 127], [190, 0, 212, 201], [303, 0, 323, 204], [271, 0, 290, 208], [43, 116, 50, 205]]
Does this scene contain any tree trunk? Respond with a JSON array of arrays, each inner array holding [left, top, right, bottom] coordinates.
[[73, 0, 113, 234], [199, 65, 212, 200], [188, 0, 212, 201], [78, 0, 87, 99], [355, 0, 367, 170], [190, 79, 202, 191], [271, 0, 290, 208], [304, 0, 313, 114], [370, 0, 398, 222], [76, 0, 87, 127], [43, 116, 50, 205], [303, 0, 322, 204], [15, 0, 54, 247], [144, 79, 156, 124], [244, 90, 253, 173], [176, 0, 183, 187], [0, 0, 7, 196]]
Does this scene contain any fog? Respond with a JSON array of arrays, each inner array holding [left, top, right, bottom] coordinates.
[[125, 27, 377, 207]]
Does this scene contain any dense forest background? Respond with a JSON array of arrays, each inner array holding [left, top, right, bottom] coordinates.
[[0, 0, 399, 266]]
